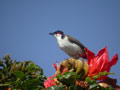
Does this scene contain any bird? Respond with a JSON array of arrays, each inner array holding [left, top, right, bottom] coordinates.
[[49, 30, 87, 59]]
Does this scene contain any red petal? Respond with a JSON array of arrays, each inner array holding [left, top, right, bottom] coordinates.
[[8, 88, 11, 90], [88, 58, 98, 76], [53, 62, 58, 71], [44, 74, 56, 88], [96, 47, 109, 72], [86, 48, 95, 64], [109, 54, 118, 67], [96, 47, 109, 62]]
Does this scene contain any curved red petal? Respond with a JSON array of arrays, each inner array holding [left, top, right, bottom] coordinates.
[[53, 64, 57, 71], [86, 48, 95, 64], [96, 47, 109, 62], [53, 62, 58, 71], [109, 54, 118, 67], [95, 47, 109, 71]]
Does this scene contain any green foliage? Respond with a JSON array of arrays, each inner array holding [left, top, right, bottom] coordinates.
[[56, 72, 78, 86], [85, 72, 116, 90], [0, 54, 46, 90], [13, 70, 25, 79], [45, 71, 116, 90], [92, 71, 114, 80], [0, 55, 118, 90], [55, 72, 89, 90], [46, 84, 65, 90]]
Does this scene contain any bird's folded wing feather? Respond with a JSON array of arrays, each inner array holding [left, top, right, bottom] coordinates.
[[67, 35, 85, 49]]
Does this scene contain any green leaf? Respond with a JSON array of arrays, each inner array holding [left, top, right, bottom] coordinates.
[[56, 72, 78, 86], [92, 71, 115, 80], [13, 70, 24, 79], [99, 72, 103, 76], [98, 86, 109, 90], [85, 77, 91, 83], [23, 79, 40, 87], [10, 81, 21, 87], [63, 72, 72, 78], [0, 84, 10, 86], [63, 72, 78, 79], [33, 88, 40, 90], [109, 85, 116, 90], [89, 83, 99, 90], [27, 63, 35, 72], [92, 75, 99, 79], [102, 71, 114, 76], [46, 85, 65, 90]]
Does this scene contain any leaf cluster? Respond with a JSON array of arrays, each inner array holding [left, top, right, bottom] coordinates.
[[55, 72, 89, 90], [45, 71, 116, 90], [85, 71, 116, 90], [0, 54, 46, 90]]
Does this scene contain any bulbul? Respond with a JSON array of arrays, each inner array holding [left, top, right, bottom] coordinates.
[[49, 30, 87, 59]]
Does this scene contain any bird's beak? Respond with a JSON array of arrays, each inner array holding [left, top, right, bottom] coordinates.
[[49, 33, 54, 35]]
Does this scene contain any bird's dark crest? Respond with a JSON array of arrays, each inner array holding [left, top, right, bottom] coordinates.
[[54, 30, 65, 39], [54, 30, 64, 35]]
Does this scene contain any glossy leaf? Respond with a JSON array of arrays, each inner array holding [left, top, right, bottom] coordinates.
[[13, 70, 24, 79], [89, 83, 99, 90], [46, 85, 65, 90], [85, 77, 91, 83]]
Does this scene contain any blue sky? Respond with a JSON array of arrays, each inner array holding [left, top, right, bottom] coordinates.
[[0, 0, 120, 85]]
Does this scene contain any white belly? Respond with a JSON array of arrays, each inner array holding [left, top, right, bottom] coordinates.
[[57, 37, 83, 57]]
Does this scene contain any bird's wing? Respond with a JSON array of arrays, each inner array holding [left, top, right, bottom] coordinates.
[[67, 35, 86, 49]]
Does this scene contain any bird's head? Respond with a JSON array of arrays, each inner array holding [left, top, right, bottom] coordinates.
[[49, 30, 64, 39]]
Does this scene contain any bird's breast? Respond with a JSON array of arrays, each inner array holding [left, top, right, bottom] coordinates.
[[57, 38, 82, 55]]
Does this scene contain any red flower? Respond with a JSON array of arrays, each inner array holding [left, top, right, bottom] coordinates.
[[44, 74, 56, 89], [44, 62, 58, 89], [53, 61, 58, 71], [8, 88, 11, 90], [86, 47, 118, 80]]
